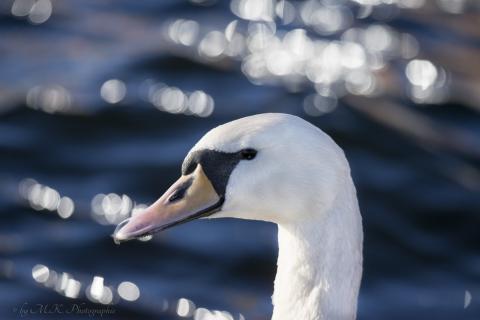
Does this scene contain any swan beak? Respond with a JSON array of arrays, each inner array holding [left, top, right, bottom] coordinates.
[[113, 164, 222, 243]]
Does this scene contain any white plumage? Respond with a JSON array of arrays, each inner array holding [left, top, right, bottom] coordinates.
[[195, 114, 363, 320], [115, 113, 363, 320]]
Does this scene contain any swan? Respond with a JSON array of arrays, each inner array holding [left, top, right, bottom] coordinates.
[[113, 113, 363, 320]]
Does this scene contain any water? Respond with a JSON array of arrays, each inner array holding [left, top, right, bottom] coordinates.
[[1, 0, 479, 319]]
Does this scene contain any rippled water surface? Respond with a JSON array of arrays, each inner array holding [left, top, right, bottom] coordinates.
[[1, 0, 479, 319]]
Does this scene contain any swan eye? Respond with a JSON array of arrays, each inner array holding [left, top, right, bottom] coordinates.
[[240, 148, 257, 160]]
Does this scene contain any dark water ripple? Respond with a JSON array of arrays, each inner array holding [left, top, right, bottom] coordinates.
[[1, 0, 480, 319]]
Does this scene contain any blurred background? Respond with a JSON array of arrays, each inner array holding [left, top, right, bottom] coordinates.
[[0, 0, 479, 319]]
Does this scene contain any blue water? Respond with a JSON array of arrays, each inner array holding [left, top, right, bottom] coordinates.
[[1, 1, 479, 319]]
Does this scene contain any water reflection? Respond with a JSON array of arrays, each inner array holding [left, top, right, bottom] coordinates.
[[406, 59, 449, 104], [100, 79, 127, 104], [117, 281, 140, 302], [2, 0, 480, 319], [64, 278, 82, 299], [147, 81, 215, 117], [31, 264, 145, 306], [177, 297, 196, 317], [231, 0, 275, 22], [168, 19, 200, 46], [29, 263, 243, 319], [11, 0, 52, 24], [9, 0, 468, 117], [89, 276, 104, 301], [19, 179, 75, 219], [26, 85, 72, 114], [32, 265, 85, 300], [32, 264, 49, 283], [85, 276, 116, 305], [91, 193, 136, 225], [176, 298, 241, 320], [199, 31, 228, 59], [437, 0, 467, 14]]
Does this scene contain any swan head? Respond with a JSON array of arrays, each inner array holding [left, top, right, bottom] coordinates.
[[113, 113, 349, 242]]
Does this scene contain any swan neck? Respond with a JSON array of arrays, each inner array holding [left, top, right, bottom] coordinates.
[[272, 181, 363, 320]]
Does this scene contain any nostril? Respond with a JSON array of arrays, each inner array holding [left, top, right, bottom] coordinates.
[[167, 177, 193, 203], [168, 186, 187, 203]]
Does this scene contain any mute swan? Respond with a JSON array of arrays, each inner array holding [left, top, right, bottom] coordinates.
[[114, 113, 363, 320]]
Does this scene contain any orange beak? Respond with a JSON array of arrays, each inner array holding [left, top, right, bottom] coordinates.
[[113, 164, 222, 243]]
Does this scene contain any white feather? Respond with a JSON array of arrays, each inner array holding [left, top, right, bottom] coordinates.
[[190, 113, 363, 320]]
